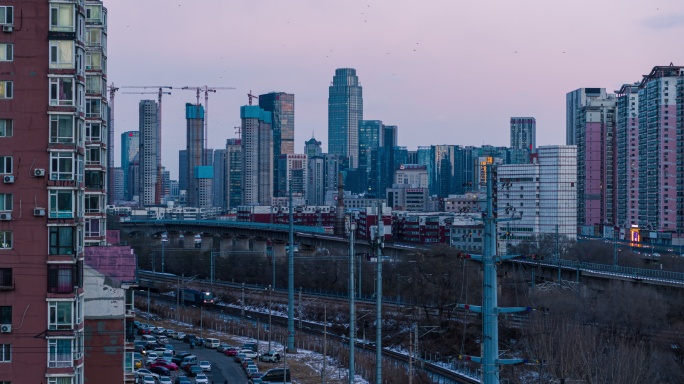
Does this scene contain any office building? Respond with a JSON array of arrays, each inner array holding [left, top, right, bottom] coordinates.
[[138, 99, 160, 206], [112, 167, 124, 202], [307, 156, 326, 206], [224, 139, 242, 210], [566, 88, 608, 146], [178, 149, 188, 192], [278, 154, 308, 198], [328, 68, 363, 168], [259, 92, 294, 196], [510, 117, 536, 151], [358, 120, 382, 169], [241, 106, 273, 205], [121, 131, 139, 200], [497, 146, 577, 253], [213, 149, 226, 209], [304, 136, 322, 158], [185, 103, 205, 207]]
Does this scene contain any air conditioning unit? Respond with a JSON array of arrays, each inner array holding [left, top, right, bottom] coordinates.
[[2, 25, 12, 33], [34, 208, 45, 217], [0, 213, 10, 221], [2, 175, 13, 184], [34, 168, 46, 177], [0, 324, 10, 333]]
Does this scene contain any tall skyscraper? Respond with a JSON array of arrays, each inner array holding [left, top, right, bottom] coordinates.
[[328, 68, 363, 168], [510, 117, 536, 150], [304, 136, 322, 158], [225, 139, 243, 210], [213, 149, 226, 209], [112, 167, 124, 202], [566, 88, 608, 145], [358, 120, 382, 169], [241, 105, 273, 205], [307, 156, 326, 206], [139, 99, 160, 206], [615, 83, 640, 228], [185, 103, 205, 207], [259, 92, 294, 196], [178, 149, 188, 192], [121, 131, 139, 200]]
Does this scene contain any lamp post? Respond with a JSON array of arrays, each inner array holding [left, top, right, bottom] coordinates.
[[161, 232, 168, 273], [268, 285, 273, 351]]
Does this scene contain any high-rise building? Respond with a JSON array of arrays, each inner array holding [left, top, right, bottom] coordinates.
[[112, 167, 124, 202], [383, 125, 398, 148], [0, 1, 115, 382], [358, 120, 382, 169], [178, 149, 188, 192], [615, 83, 640, 228], [225, 139, 242, 210], [241, 106, 273, 205], [121, 131, 139, 200], [259, 92, 294, 196], [575, 96, 617, 228], [566, 88, 608, 146], [139, 100, 160, 206], [307, 156, 326, 206], [328, 68, 363, 168], [497, 146, 577, 252], [278, 154, 308, 198], [510, 117, 536, 151], [185, 103, 205, 207], [304, 136, 322, 158], [161, 167, 170, 203], [213, 149, 226, 209]]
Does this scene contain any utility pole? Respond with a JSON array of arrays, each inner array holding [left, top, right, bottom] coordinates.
[[322, 305, 327, 384], [298, 287, 303, 332], [457, 164, 528, 384], [555, 224, 560, 261], [374, 202, 384, 384], [241, 283, 245, 319], [287, 180, 296, 353], [348, 217, 356, 384], [408, 325, 413, 384], [268, 285, 273, 351], [161, 232, 168, 273]]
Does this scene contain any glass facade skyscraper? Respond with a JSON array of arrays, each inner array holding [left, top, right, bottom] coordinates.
[[259, 92, 295, 196], [328, 68, 363, 168]]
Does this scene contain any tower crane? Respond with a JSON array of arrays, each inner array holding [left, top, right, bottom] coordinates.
[[247, 90, 258, 106], [178, 86, 235, 163], [120, 85, 173, 204], [107, 83, 119, 204]]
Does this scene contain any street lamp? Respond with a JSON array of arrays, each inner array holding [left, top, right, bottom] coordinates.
[[161, 232, 168, 273], [268, 285, 273, 351]]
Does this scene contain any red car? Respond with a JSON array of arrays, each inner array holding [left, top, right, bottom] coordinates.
[[223, 348, 238, 357], [150, 359, 178, 371]]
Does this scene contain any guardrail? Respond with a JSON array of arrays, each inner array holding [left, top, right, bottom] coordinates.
[[123, 219, 327, 234]]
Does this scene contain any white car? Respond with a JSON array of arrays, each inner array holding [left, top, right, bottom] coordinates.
[[134, 369, 159, 380], [199, 360, 211, 372], [195, 373, 209, 384], [159, 377, 172, 384], [165, 329, 176, 338], [157, 336, 169, 344], [240, 349, 258, 359], [175, 332, 186, 340], [141, 376, 156, 384]]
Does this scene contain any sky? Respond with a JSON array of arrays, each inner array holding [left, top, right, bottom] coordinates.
[[107, 0, 684, 179]]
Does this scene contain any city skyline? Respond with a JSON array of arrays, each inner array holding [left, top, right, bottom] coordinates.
[[106, 0, 684, 179]]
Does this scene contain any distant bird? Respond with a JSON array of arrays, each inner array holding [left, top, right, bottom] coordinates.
[[515, 51, 518, 53]]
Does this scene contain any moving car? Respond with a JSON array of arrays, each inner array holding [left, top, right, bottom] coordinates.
[[195, 373, 209, 384], [204, 338, 220, 348], [174, 332, 186, 340], [217, 343, 232, 353], [159, 377, 172, 384], [198, 360, 211, 372]]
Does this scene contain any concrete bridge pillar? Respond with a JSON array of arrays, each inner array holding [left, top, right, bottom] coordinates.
[[219, 237, 233, 254], [200, 235, 213, 251], [177, 235, 185, 249], [272, 242, 286, 258], [234, 237, 250, 251], [252, 238, 268, 254], [183, 234, 196, 249]]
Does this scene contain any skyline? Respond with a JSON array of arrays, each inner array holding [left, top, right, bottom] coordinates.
[[107, 0, 684, 179]]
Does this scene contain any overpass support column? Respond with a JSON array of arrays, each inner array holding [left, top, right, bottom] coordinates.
[[201, 235, 213, 251], [252, 238, 268, 254], [183, 234, 195, 249], [234, 237, 250, 251], [272, 243, 286, 258], [219, 237, 233, 254]]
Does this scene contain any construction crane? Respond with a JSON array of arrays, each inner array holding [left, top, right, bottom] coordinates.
[[107, 83, 120, 204], [178, 86, 235, 163], [247, 90, 258, 106], [120, 85, 173, 205]]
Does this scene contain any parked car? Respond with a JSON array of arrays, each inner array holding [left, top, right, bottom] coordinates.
[[185, 365, 202, 377], [152, 327, 165, 335], [260, 350, 281, 362], [148, 366, 171, 377], [174, 332, 186, 340], [241, 358, 254, 370], [145, 352, 159, 362], [217, 343, 232, 353], [240, 349, 259, 359], [164, 329, 176, 338], [195, 373, 209, 384], [204, 338, 220, 349], [223, 347, 238, 357], [174, 376, 191, 384], [198, 360, 211, 372], [157, 335, 169, 344], [159, 376, 172, 384], [260, 368, 291, 384], [234, 353, 247, 363], [134, 369, 158, 381], [150, 359, 178, 371], [140, 375, 156, 384], [246, 366, 260, 378], [242, 343, 258, 352], [171, 352, 193, 365]]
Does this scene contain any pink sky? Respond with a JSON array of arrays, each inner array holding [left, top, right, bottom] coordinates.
[[106, 0, 684, 179]]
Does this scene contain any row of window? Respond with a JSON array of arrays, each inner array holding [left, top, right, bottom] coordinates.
[[0, 118, 105, 143], [0, 220, 101, 250]]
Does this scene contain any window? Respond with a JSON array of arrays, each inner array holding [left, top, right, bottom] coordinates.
[[85, 75, 101, 95], [0, 119, 11, 137], [47, 265, 74, 294], [85, 218, 100, 237], [0, 306, 10, 323], [0, 269, 11, 289], [85, 170, 103, 189], [48, 338, 73, 367], [49, 41, 74, 69], [85, 122, 101, 141], [0, 156, 9, 173], [48, 378, 73, 384], [49, 77, 74, 106], [86, 28, 101, 46], [49, 190, 74, 219], [0, 194, 10, 211], [50, 152, 74, 180], [75, 296, 83, 324], [74, 330, 83, 360], [85, 195, 101, 213], [0, 81, 12, 99], [0, 231, 11, 249], [50, 4, 74, 32], [0, 6, 13, 25], [86, 5, 102, 23], [85, 147, 101, 165], [0, 44, 12, 61], [48, 301, 73, 330], [86, 52, 102, 70], [50, 115, 75, 143], [85, 98, 100, 118], [49, 226, 75, 255], [0, 344, 10, 362]]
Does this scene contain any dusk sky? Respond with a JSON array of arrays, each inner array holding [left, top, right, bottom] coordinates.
[[107, 0, 684, 179]]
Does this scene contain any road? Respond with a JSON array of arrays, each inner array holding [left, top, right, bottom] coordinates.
[[141, 334, 251, 384]]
